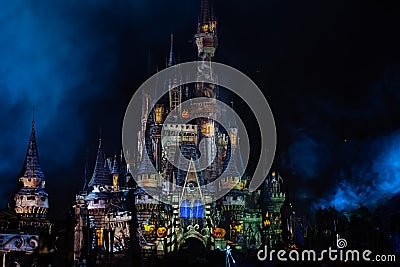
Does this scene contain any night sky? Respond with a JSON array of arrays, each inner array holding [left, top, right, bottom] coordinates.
[[1, 0, 400, 219]]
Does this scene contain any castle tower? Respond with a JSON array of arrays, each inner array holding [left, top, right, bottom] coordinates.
[[85, 138, 113, 251], [12, 116, 48, 218], [134, 147, 163, 258], [151, 104, 163, 172], [87, 139, 112, 189], [1, 116, 51, 265], [219, 148, 246, 250], [195, 0, 218, 62], [261, 172, 286, 248], [194, 0, 219, 183], [138, 90, 152, 164], [73, 138, 132, 265]]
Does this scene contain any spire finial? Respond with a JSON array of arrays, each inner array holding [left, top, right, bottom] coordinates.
[[88, 132, 111, 187], [111, 154, 119, 175], [168, 34, 174, 67], [99, 128, 102, 148], [32, 106, 35, 134]]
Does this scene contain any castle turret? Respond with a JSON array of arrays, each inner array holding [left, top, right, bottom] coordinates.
[[85, 139, 113, 248], [1, 115, 51, 264], [12, 116, 48, 218], [195, 0, 218, 61], [74, 139, 132, 263], [136, 147, 158, 188], [261, 172, 286, 248]]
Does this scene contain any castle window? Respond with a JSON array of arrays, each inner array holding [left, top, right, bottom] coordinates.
[[96, 229, 103, 246], [192, 200, 204, 218], [180, 200, 190, 218], [94, 199, 99, 204], [27, 196, 35, 200]]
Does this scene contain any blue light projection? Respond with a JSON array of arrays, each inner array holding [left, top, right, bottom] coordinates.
[[316, 130, 400, 211], [192, 200, 204, 218], [180, 199, 190, 218]]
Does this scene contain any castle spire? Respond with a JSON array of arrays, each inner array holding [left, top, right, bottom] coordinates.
[[200, 0, 210, 25], [18, 113, 45, 180], [99, 128, 102, 148], [168, 34, 175, 67], [137, 146, 157, 175], [111, 155, 119, 175]]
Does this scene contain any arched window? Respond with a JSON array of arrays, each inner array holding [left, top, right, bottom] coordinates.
[[192, 200, 204, 218], [180, 200, 191, 218]]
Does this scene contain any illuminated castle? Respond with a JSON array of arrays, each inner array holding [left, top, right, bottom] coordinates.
[[72, 0, 292, 265], [130, 0, 265, 259]]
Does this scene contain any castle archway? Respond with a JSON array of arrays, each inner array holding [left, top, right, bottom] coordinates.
[[178, 236, 206, 259]]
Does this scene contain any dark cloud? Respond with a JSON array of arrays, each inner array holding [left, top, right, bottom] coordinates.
[[0, 0, 137, 210]]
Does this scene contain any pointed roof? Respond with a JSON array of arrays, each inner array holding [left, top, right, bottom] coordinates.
[[18, 115, 45, 180], [175, 143, 205, 186], [88, 139, 111, 187], [223, 150, 240, 178], [137, 147, 158, 175], [185, 159, 200, 184], [119, 149, 127, 175]]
